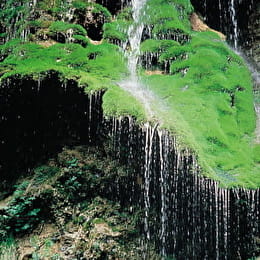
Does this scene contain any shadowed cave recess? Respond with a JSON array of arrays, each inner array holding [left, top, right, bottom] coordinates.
[[0, 0, 260, 259], [0, 71, 103, 181]]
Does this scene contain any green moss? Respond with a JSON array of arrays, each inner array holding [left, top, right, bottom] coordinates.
[[72, 0, 88, 10], [144, 0, 193, 35], [143, 72, 258, 187], [127, 0, 258, 187], [0, 41, 126, 84], [116, 7, 133, 21], [0, 39, 138, 124], [48, 21, 87, 41], [72, 34, 90, 47], [71, 1, 112, 19], [0, 39, 22, 55], [102, 85, 145, 122], [103, 21, 128, 42], [39, 0, 70, 17], [141, 39, 180, 53], [141, 30, 257, 186], [253, 145, 260, 163]]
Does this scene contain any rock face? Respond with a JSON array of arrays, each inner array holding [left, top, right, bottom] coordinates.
[[247, 2, 260, 67], [190, 0, 259, 89], [190, 13, 226, 40]]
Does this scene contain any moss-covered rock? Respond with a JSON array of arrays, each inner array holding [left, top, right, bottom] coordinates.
[[0, 0, 258, 187]]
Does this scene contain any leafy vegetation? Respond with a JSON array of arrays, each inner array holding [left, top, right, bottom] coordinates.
[[0, 193, 41, 239], [0, 237, 17, 260], [48, 21, 87, 42], [0, 146, 150, 258]]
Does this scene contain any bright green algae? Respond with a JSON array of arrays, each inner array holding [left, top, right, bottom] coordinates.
[[0, 0, 259, 187]]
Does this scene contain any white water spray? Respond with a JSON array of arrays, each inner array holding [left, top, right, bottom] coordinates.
[[119, 0, 157, 118]]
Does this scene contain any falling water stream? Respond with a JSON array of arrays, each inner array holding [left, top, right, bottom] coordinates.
[[119, 0, 156, 118], [117, 1, 174, 256], [230, 0, 238, 49], [108, 114, 260, 259]]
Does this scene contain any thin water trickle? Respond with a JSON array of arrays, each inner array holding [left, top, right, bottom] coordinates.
[[143, 123, 157, 241], [203, 0, 207, 21], [230, 0, 238, 49], [218, 0, 222, 31], [158, 130, 168, 257], [88, 94, 92, 142]]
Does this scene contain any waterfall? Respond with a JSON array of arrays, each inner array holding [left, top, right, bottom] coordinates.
[[218, 0, 222, 34], [127, 0, 146, 76], [107, 115, 260, 259], [1, 73, 260, 258], [119, 0, 156, 118], [1, 0, 259, 258], [143, 123, 157, 243]]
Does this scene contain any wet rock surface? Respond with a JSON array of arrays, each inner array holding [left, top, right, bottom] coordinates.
[[191, 0, 260, 90]]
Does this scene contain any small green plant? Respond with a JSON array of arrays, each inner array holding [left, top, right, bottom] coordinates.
[[29, 236, 60, 259], [0, 193, 42, 239], [56, 158, 97, 201], [6, 196, 41, 232], [48, 21, 87, 42], [34, 165, 60, 184], [0, 237, 17, 260], [73, 35, 89, 47], [13, 180, 30, 196]]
